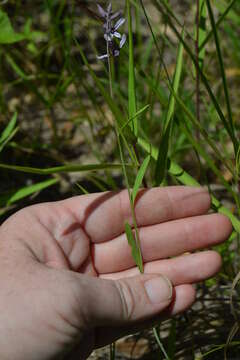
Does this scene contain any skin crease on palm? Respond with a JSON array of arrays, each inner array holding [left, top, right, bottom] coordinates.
[[0, 186, 232, 360]]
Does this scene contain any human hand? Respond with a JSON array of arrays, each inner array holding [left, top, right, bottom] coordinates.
[[0, 186, 232, 359]]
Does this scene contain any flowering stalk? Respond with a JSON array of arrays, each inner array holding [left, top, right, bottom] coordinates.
[[96, 2, 144, 274], [97, 2, 126, 97], [97, 3, 126, 60]]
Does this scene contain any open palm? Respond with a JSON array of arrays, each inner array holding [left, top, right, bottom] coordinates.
[[0, 186, 232, 360]]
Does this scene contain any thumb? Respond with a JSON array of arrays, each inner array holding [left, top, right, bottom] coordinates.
[[77, 274, 173, 328]]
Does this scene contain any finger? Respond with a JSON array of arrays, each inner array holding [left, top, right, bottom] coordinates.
[[94, 214, 232, 273], [76, 273, 173, 330], [63, 186, 210, 243], [100, 251, 222, 285], [93, 284, 196, 349]]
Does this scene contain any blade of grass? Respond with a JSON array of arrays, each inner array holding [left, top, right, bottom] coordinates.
[[206, 0, 235, 138], [0, 112, 17, 144], [214, 0, 240, 24], [156, 0, 236, 51], [199, 0, 238, 51], [86, 174, 108, 192], [120, 104, 150, 131], [224, 322, 239, 360], [0, 127, 18, 153], [139, 0, 167, 75], [5, 53, 49, 106], [230, 270, 240, 322], [236, 146, 240, 177], [75, 183, 89, 195], [155, 34, 184, 185], [153, 327, 170, 360], [118, 134, 144, 273], [125, 222, 143, 273], [141, 37, 154, 70], [131, 155, 150, 204], [198, 0, 207, 70], [0, 162, 132, 175], [201, 342, 240, 358], [0, 112, 18, 153], [153, 0, 193, 41], [6, 178, 59, 205]]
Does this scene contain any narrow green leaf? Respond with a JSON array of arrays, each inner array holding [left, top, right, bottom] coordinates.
[[5, 53, 27, 80], [153, 328, 170, 360], [197, 0, 207, 70], [127, 0, 138, 135], [5, 54, 49, 106], [125, 222, 143, 273], [215, 0, 240, 24], [164, 33, 183, 131], [75, 183, 89, 195], [120, 104, 150, 131], [199, 0, 238, 51], [7, 178, 58, 205], [224, 323, 239, 360], [86, 174, 108, 192], [131, 155, 150, 203], [154, 124, 171, 185], [0, 127, 18, 153], [118, 135, 143, 274], [236, 146, 240, 177], [0, 163, 132, 175], [0, 112, 17, 145], [206, 0, 234, 137], [141, 37, 154, 70], [155, 35, 184, 185], [199, 0, 207, 66]]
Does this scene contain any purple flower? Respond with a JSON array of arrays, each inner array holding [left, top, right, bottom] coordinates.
[[97, 3, 127, 60]]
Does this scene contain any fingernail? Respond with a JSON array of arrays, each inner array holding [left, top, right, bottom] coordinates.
[[144, 276, 172, 304]]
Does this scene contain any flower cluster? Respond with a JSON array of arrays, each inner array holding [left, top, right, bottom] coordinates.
[[97, 3, 126, 60]]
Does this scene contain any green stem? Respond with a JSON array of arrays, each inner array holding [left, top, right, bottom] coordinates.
[[153, 327, 170, 360], [107, 42, 113, 98], [118, 135, 143, 273], [106, 30, 143, 273]]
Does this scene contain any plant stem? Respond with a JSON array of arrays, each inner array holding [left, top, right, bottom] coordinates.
[[195, 0, 200, 130], [107, 41, 113, 98], [106, 31, 143, 273]]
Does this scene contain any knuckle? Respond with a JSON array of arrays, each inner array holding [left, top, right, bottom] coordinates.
[[116, 280, 136, 321], [1, 207, 28, 232]]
